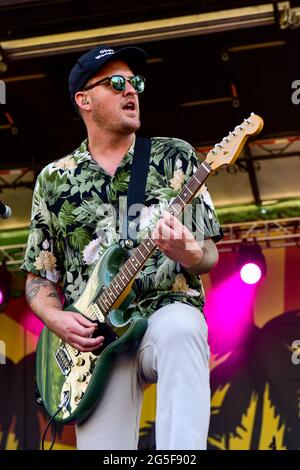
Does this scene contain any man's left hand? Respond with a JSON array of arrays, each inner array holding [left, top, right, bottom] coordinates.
[[152, 211, 203, 269]]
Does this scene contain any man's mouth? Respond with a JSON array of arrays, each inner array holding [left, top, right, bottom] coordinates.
[[123, 101, 136, 112]]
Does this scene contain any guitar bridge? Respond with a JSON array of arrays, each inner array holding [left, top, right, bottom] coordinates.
[[54, 346, 73, 376]]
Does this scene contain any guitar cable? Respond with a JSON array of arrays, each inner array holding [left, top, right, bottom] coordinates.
[[41, 392, 70, 450]]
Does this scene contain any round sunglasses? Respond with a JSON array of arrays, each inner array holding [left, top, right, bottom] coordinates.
[[83, 74, 146, 93]]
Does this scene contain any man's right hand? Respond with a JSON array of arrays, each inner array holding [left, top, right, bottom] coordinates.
[[25, 273, 104, 353], [47, 308, 104, 352]]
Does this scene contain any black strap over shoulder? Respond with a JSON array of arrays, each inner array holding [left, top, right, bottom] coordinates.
[[120, 136, 151, 248], [127, 136, 151, 211]]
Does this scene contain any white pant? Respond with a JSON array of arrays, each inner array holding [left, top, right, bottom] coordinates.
[[76, 302, 211, 450]]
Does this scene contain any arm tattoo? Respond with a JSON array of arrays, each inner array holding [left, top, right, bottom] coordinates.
[[26, 277, 60, 307], [47, 291, 61, 301]]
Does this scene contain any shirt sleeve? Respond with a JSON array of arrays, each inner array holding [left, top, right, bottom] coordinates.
[[20, 168, 62, 284], [196, 183, 224, 243]]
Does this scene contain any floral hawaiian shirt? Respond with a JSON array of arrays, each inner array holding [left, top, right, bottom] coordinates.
[[21, 137, 223, 317]]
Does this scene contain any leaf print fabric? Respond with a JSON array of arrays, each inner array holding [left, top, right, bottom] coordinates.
[[21, 137, 223, 315]]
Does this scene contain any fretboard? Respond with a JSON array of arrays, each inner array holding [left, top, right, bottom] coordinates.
[[96, 161, 212, 314]]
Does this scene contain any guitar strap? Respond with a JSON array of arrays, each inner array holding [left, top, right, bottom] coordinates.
[[120, 136, 151, 248]]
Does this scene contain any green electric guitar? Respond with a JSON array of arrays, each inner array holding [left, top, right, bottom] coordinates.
[[36, 113, 264, 424]]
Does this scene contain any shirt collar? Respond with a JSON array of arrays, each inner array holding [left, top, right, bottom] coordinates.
[[72, 137, 135, 172]]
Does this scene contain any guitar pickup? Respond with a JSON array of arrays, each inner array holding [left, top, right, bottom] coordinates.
[[54, 346, 73, 376]]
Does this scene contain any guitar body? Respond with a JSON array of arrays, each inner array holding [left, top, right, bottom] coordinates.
[[36, 244, 148, 424]]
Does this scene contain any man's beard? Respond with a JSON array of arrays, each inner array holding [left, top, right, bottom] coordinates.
[[92, 107, 141, 135], [119, 117, 141, 134]]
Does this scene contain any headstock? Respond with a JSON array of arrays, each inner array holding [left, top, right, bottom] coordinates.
[[205, 113, 264, 171]]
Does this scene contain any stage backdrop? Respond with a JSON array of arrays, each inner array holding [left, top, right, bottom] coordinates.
[[0, 246, 299, 450]]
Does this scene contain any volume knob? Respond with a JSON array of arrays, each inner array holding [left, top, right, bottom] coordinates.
[[74, 391, 83, 403], [76, 373, 86, 383], [76, 357, 85, 366]]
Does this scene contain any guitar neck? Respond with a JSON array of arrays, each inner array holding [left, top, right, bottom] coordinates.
[[97, 161, 212, 314]]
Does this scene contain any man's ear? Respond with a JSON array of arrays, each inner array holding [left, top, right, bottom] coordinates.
[[75, 91, 90, 110]]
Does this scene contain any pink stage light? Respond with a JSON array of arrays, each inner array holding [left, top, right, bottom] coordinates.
[[240, 262, 262, 285], [237, 243, 266, 286], [205, 271, 258, 356], [0, 289, 3, 305]]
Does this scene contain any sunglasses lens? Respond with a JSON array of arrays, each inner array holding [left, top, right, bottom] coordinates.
[[131, 76, 145, 93], [110, 76, 126, 91], [109, 75, 145, 93]]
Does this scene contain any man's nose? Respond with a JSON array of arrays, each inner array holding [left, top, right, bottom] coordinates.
[[123, 79, 137, 95]]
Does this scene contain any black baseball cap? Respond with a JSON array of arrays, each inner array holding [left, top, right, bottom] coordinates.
[[69, 44, 147, 107]]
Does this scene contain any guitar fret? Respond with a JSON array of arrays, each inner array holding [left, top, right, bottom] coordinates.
[[177, 194, 185, 205], [104, 292, 110, 302], [184, 186, 193, 195], [140, 241, 155, 258], [112, 282, 121, 294], [185, 179, 195, 192], [202, 161, 212, 173], [141, 245, 150, 255], [104, 296, 112, 307], [109, 286, 120, 305], [128, 257, 138, 272], [100, 294, 109, 312], [139, 246, 148, 258], [100, 289, 109, 304], [139, 249, 147, 260], [119, 269, 130, 284], [115, 273, 127, 288], [143, 240, 154, 252], [107, 288, 115, 299], [136, 249, 146, 263], [134, 254, 142, 265], [138, 249, 146, 261], [191, 174, 201, 187], [123, 262, 134, 278], [98, 298, 107, 312], [170, 204, 181, 216], [108, 283, 118, 298], [172, 198, 183, 209], [191, 178, 201, 192], [132, 255, 140, 268]]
